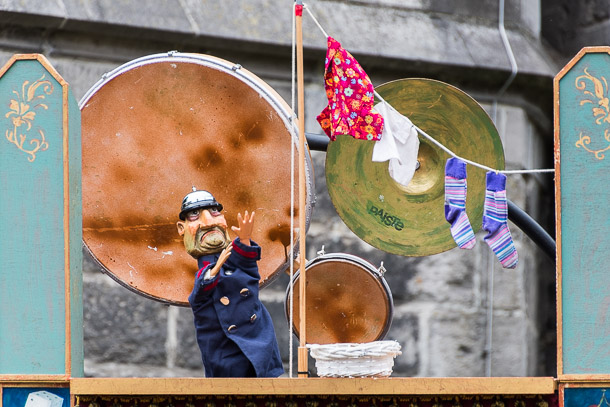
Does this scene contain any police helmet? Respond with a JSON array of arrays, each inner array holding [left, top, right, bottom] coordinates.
[[179, 188, 223, 220]]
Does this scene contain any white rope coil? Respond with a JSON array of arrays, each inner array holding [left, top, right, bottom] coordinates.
[[308, 341, 402, 377]]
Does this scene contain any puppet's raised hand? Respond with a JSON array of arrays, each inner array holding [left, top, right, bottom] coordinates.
[[209, 244, 233, 278], [231, 210, 255, 246]]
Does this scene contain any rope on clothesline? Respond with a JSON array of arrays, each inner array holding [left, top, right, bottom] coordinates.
[[373, 90, 554, 175], [303, 4, 329, 38], [302, 2, 555, 175]]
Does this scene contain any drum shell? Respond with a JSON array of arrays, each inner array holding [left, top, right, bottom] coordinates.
[[80, 52, 314, 306], [285, 253, 393, 344]]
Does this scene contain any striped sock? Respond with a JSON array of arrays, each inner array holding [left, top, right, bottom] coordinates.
[[444, 158, 476, 249], [483, 172, 518, 269]]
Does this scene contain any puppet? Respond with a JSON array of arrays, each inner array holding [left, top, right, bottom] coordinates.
[[177, 189, 284, 377]]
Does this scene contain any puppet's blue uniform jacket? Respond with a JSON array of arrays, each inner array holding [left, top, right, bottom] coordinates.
[[188, 238, 284, 378]]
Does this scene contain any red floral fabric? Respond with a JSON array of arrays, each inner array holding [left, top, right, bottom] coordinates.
[[317, 36, 384, 141]]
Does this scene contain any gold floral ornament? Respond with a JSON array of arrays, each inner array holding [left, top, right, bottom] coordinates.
[[5, 74, 53, 162], [575, 68, 610, 160]]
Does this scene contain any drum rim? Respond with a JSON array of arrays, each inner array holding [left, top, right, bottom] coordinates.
[[305, 252, 379, 271], [284, 252, 394, 342], [79, 52, 316, 304]]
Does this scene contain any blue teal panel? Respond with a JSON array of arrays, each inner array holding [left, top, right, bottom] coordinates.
[[2, 387, 70, 407], [559, 51, 610, 374], [68, 87, 84, 377], [0, 59, 66, 374], [564, 388, 610, 407]]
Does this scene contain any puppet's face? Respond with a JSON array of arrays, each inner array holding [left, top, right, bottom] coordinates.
[[176, 207, 231, 258]]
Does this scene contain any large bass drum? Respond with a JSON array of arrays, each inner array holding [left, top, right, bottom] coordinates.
[[80, 52, 314, 306], [285, 253, 393, 344]]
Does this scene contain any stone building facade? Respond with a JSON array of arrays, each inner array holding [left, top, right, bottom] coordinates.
[[0, 0, 606, 377]]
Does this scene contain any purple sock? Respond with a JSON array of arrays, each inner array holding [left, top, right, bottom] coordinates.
[[445, 158, 476, 249], [483, 172, 518, 269]]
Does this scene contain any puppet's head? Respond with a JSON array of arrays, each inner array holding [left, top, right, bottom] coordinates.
[[176, 189, 231, 258]]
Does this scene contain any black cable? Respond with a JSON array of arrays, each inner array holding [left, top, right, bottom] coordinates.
[[507, 199, 556, 263], [305, 132, 329, 151]]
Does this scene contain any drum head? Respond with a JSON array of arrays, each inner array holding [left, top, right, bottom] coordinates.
[[285, 254, 393, 344], [326, 78, 505, 257], [80, 53, 314, 306]]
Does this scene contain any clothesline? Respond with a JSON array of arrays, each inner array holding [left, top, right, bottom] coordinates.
[[301, 2, 555, 175]]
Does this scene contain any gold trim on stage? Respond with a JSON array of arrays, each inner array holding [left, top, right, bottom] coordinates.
[[69, 377, 556, 396]]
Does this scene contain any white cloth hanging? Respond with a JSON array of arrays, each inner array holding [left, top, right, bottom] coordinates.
[[372, 101, 420, 187]]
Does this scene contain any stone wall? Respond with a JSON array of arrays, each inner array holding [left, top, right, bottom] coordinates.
[[0, 0, 568, 377], [541, 0, 610, 59]]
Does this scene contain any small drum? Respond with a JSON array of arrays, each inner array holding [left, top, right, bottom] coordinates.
[[80, 52, 314, 305], [284, 253, 393, 344]]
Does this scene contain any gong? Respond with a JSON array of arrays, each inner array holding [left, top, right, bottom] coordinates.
[[285, 253, 393, 344], [326, 78, 505, 256], [80, 52, 314, 306]]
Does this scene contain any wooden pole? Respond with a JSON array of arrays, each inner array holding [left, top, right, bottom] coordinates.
[[295, 0, 308, 378]]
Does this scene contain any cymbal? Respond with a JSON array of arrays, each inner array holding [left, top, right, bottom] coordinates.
[[325, 78, 505, 256], [80, 53, 314, 306]]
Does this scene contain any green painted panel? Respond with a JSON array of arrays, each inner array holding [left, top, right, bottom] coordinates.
[[0, 57, 81, 375], [68, 87, 83, 377], [559, 51, 610, 374]]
